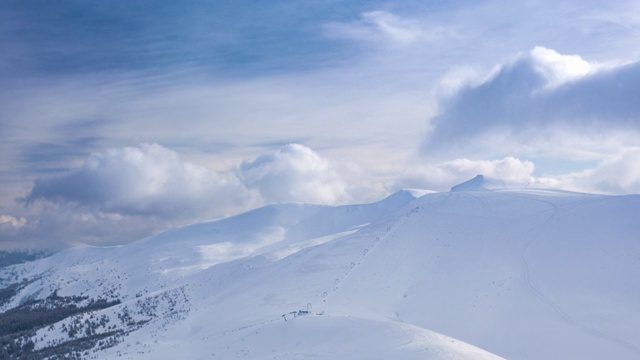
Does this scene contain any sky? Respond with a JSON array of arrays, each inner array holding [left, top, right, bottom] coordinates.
[[1, 0, 640, 250]]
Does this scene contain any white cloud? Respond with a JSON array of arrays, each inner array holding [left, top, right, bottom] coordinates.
[[239, 144, 349, 204], [529, 46, 592, 89], [424, 47, 640, 160], [541, 148, 640, 195], [25, 143, 248, 218], [395, 157, 535, 192]]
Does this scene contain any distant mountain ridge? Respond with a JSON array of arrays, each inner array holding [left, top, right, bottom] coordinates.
[[0, 250, 52, 269]]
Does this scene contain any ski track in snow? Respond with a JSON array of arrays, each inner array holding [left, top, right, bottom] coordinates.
[[319, 211, 410, 307], [477, 191, 640, 355], [213, 210, 413, 344], [186, 204, 430, 358], [306, 189, 640, 356], [208, 212, 408, 338]]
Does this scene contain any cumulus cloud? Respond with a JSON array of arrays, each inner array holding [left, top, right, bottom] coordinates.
[[424, 47, 640, 156], [528, 46, 593, 88], [395, 157, 535, 192], [540, 148, 640, 195], [2, 143, 357, 249], [25, 143, 248, 218], [239, 144, 349, 204]]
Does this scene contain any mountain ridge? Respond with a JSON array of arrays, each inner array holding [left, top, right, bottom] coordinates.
[[1, 177, 638, 359]]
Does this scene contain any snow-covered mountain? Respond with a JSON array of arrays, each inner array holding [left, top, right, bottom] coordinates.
[[1, 176, 639, 359]]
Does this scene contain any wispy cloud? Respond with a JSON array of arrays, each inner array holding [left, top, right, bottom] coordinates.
[[0, 215, 26, 229], [324, 10, 454, 46]]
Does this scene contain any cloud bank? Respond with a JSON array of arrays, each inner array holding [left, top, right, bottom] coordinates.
[[424, 47, 640, 157], [27, 143, 352, 215], [6, 143, 354, 248], [25, 143, 246, 218], [4, 138, 640, 250], [540, 147, 640, 195]]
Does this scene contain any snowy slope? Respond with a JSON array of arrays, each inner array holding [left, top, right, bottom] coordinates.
[[0, 189, 420, 306], [1, 178, 639, 359]]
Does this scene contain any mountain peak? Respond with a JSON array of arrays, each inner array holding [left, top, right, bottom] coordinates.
[[450, 174, 513, 192]]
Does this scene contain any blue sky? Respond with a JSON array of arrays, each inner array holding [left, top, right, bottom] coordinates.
[[2, 1, 640, 249]]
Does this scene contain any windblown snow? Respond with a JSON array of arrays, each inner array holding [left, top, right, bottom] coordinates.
[[1, 176, 639, 359]]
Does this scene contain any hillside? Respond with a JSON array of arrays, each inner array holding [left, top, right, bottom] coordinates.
[[1, 177, 639, 359]]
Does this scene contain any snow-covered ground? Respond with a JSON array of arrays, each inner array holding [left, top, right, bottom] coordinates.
[[1, 176, 639, 359]]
